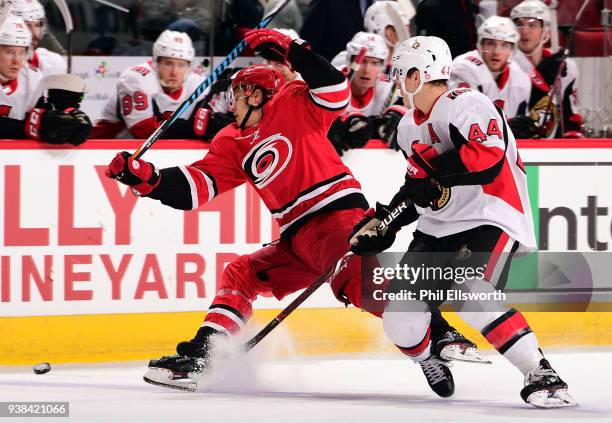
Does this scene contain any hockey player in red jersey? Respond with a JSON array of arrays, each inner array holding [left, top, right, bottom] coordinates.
[[509, 0, 583, 138], [105, 29, 477, 393], [350, 35, 577, 408], [328, 31, 408, 155], [92, 30, 233, 140], [449, 16, 531, 119]]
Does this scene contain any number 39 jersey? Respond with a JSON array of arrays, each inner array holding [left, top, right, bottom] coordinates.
[[95, 60, 202, 138], [397, 88, 536, 253]]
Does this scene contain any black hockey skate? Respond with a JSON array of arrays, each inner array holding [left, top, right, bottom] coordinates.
[[419, 355, 454, 397], [520, 358, 577, 408], [144, 327, 223, 392], [434, 328, 491, 364]]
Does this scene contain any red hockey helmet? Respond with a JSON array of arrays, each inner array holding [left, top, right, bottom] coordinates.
[[231, 64, 284, 99]]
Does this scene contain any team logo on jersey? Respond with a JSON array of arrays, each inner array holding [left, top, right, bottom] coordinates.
[[531, 95, 559, 138], [242, 133, 293, 188], [431, 186, 451, 211]]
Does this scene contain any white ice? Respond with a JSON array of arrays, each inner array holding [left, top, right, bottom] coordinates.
[[1, 350, 611, 423]]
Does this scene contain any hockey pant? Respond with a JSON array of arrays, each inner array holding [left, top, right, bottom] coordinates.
[[197, 208, 455, 346], [383, 225, 543, 374]]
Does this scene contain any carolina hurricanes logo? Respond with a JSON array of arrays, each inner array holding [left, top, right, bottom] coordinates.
[[242, 133, 293, 188]]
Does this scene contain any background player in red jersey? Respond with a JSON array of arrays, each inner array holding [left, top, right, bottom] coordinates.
[[105, 28, 476, 392]]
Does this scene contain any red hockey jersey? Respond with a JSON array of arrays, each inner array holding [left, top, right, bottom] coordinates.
[[178, 78, 368, 238]]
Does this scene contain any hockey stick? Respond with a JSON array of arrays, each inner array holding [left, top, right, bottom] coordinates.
[[540, 0, 591, 136], [0, 0, 13, 32], [396, 0, 416, 21], [131, 0, 292, 160], [52, 0, 74, 73], [382, 4, 409, 110], [90, 0, 129, 13], [245, 252, 353, 351]]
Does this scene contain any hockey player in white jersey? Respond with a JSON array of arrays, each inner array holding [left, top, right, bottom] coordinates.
[[328, 31, 407, 155], [350, 36, 577, 408], [0, 13, 89, 143], [10, 0, 67, 76], [450, 16, 531, 119], [509, 0, 583, 138], [332, 1, 410, 72], [92, 30, 233, 139], [0, 13, 42, 138]]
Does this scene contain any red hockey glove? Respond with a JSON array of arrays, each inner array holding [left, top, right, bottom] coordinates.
[[245, 29, 309, 69], [105, 151, 160, 196], [403, 144, 442, 208], [192, 107, 235, 140]]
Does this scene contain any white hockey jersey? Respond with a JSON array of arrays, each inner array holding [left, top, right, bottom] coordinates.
[[449, 50, 531, 119], [397, 88, 536, 253], [345, 76, 393, 116], [513, 48, 581, 138], [0, 64, 42, 120], [29, 48, 67, 77], [95, 60, 202, 138]]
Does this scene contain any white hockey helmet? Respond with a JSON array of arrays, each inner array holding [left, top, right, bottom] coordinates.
[[10, 0, 45, 22], [391, 36, 451, 106], [478, 16, 519, 45], [510, 0, 551, 25], [0, 14, 32, 48], [345, 31, 388, 68], [363, 1, 409, 44], [153, 30, 195, 63]]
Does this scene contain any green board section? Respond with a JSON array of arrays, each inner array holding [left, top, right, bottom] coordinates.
[[506, 165, 539, 290]]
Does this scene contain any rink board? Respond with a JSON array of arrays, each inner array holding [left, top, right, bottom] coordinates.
[[1, 139, 612, 364]]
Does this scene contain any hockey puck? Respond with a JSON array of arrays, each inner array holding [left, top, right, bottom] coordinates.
[[33, 362, 51, 374]]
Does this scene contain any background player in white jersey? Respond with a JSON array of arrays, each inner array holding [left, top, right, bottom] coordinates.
[[92, 30, 233, 140], [332, 1, 410, 72], [0, 13, 41, 138], [0, 12, 90, 143], [10, 0, 67, 77], [328, 31, 407, 155], [350, 36, 577, 408], [509, 0, 583, 138], [450, 16, 531, 119]]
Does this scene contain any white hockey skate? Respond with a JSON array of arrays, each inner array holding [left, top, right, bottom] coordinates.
[[521, 358, 578, 408], [435, 328, 492, 364]]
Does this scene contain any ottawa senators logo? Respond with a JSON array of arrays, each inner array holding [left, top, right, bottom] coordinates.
[[242, 133, 293, 188], [530, 95, 559, 138], [431, 186, 451, 211]]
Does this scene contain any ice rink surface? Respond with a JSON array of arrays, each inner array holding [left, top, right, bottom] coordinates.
[[1, 350, 611, 423]]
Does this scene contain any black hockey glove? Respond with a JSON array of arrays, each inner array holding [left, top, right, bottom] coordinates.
[[508, 115, 540, 139], [349, 201, 419, 256], [536, 50, 567, 86], [26, 107, 92, 146], [376, 106, 407, 149], [327, 112, 374, 153], [349, 205, 395, 256]]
